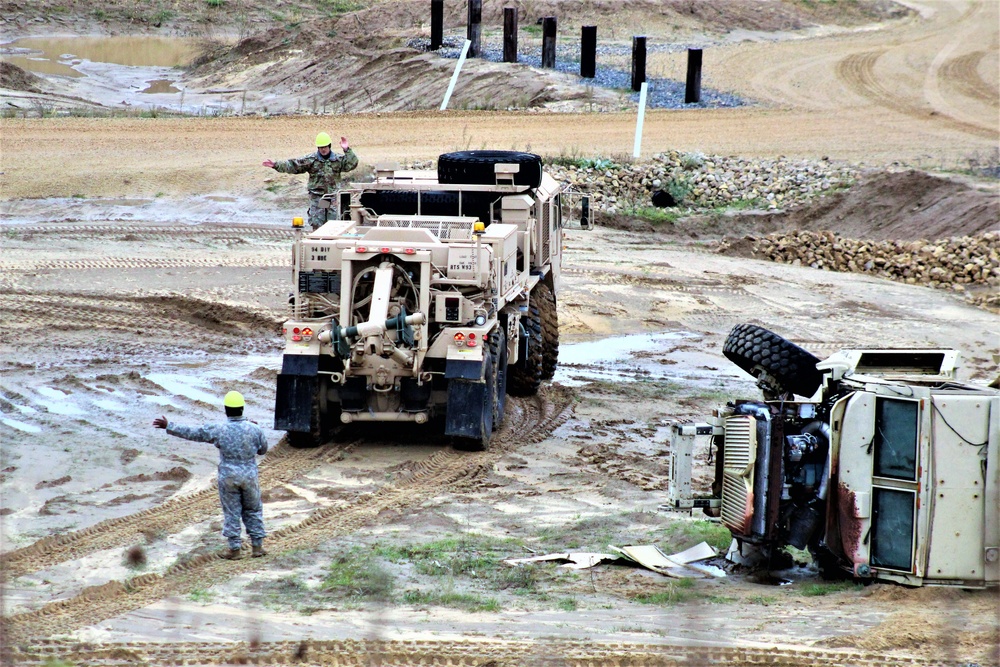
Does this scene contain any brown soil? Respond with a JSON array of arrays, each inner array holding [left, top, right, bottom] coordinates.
[[0, 61, 42, 92], [706, 170, 1000, 243]]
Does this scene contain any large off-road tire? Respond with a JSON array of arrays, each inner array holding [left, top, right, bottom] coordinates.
[[454, 347, 496, 452], [722, 324, 822, 398], [489, 327, 508, 427], [534, 282, 559, 380], [508, 308, 543, 396], [287, 392, 339, 448], [437, 150, 544, 188]]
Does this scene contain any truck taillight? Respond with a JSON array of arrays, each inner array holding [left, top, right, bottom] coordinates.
[[381, 247, 391, 254], [454, 333, 464, 346], [302, 327, 313, 341], [356, 246, 367, 253], [293, 327, 301, 334], [404, 248, 416, 255]]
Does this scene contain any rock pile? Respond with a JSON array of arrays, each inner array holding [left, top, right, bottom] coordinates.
[[548, 151, 860, 213], [723, 231, 1000, 312]]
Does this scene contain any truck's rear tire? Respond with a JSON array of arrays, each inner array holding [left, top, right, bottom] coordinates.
[[534, 282, 559, 380], [437, 150, 543, 188], [490, 327, 508, 427], [287, 393, 338, 448], [455, 347, 495, 452], [508, 307, 543, 396], [722, 324, 822, 398]]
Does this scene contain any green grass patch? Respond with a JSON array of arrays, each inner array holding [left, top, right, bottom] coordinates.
[[747, 594, 778, 606], [631, 579, 696, 605], [798, 581, 862, 597], [402, 589, 501, 612], [557, 597, 578, 611], [188, 588, 214, 603], [628, 206, 685, 225], [322, 552, 394, 601], [657, 520, 732, 552]]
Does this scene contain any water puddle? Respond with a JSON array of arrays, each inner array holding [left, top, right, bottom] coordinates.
[[0, 417, 42, 434], [34, 386, 86, 416], [141, 79, 181, 94], [145, 373, 220, 405], [554, 331, 697, 386], [2, 36, 198, 75]]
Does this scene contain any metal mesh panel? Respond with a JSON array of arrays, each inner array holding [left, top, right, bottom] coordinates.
[[721, 415, 756, 534], [541, 202, 551, 259], [375, 216, 474, 240]]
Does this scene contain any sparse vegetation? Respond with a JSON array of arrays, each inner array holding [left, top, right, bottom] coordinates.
[[322, 552, 395, 601], [630, 578, 697, 605], [798, 581, 863, 597], [187, 588, 214, 603], [402, 588, 501, 612]]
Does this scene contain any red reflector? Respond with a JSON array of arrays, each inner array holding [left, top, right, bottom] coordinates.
[[380, 247, 391, 254], [356, 246, 367, 253], [404, 248, 416, 255], [292, 335, 302, 341], [467, 339, 477, 347], [293, 327, 301, 334], [468, 333, 476, 340]]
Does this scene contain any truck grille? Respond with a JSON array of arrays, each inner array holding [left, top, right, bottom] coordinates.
[[721, 415, 757, 535], [540, 202, 551, 259], [376, 216, 474, 240]]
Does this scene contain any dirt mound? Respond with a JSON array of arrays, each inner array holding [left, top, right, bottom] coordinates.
[[117, 466, 192, 484], [0, 62, 42, 92], [726, 170, 999, 241]]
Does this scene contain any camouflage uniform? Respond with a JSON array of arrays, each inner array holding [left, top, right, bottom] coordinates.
[[273, 148, 360, 229], [167, 416, 269, 550]]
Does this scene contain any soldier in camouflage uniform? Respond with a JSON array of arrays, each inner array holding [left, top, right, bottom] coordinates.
[[153, 391, 269, 560], [263, 132, 359, 230]]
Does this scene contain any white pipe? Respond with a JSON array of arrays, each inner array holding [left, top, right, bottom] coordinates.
[[441, 40, 472, 111], [633, 81, 648, 158]]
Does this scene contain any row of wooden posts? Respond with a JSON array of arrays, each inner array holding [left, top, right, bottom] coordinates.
[[428, 0, 703, 103]]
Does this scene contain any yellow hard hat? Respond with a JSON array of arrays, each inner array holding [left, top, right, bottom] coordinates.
[[224, 391, 245, 408], [315, 132, 332, 147]]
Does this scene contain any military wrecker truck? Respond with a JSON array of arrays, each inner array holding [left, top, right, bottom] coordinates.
[[668, 324, 999, 588], [273, 150, 565, 450]]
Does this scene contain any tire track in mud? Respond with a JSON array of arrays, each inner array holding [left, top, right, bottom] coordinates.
[[0, 292, 281, 340], [563, 268, 751, 296], [0, 256, 288, 271], [2, 224, 295, 242], [0, 440, 354, 580], [7, 637, 945, 667], [834, 5, 996, 139], [3, 388, 574, 643], [940, 50, 999, 105]]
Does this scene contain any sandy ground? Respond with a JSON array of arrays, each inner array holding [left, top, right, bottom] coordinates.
[[1, 1, 999, 666]]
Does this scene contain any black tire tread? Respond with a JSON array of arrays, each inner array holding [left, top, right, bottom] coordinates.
[[508, 309, 542, 396], [722, 324, 822, 397], [534, 282, 559, 380], [437, 150, 543, 188]]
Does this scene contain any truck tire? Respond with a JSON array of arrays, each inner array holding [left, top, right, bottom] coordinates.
[[534, 282, 559, 380], [437, 150, 543, 188], [489, 327, 508, 427], [722, 324, 822, 398], [287, 392, 339, 449], [508, 308, 542, 396], [455, 348, 496, 452]]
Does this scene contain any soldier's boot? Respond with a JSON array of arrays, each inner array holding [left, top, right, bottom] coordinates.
[[220, 547, 242, 560], [252, 542, 268, 558]]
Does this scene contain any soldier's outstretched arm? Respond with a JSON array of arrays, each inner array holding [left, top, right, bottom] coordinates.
[[164, 422, 220, 445], [340, 146, 359, 173], [270, 155, 314, 174]]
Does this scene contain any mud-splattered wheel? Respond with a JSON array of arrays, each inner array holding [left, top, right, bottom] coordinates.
[[508, 305, 542, 396], [534, 282, 559, 380], [287, 391, 339, 448], [489, 326, 508, 427], [455, 346, 495, 452], [722, 323, 822, 398]]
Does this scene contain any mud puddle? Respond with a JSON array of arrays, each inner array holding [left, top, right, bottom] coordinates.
[[1, 35, 238, 114]]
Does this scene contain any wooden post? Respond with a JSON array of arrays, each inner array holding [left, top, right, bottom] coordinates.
[[503, 7, 518, 63], [685, 48, 703, 103], [541, 16, 557, 68], [631, 36, 646, 92], [430, 0, 443, 50], [580, 25, 596, 78], [468, 0, 482, 58]]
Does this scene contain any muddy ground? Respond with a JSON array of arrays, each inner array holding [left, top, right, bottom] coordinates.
[[1, 1, 999, 666]]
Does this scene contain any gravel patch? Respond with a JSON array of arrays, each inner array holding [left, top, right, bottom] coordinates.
[[409, 37, 747, 109]]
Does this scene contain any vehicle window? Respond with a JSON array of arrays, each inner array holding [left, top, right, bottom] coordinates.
[[873, 398, 918, 480], [871, 487, 915, 571]]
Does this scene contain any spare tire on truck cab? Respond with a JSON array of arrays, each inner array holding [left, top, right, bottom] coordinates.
[[437, 150, 543, 188]]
